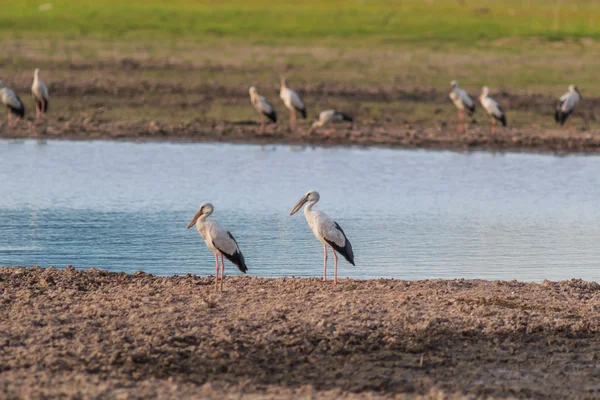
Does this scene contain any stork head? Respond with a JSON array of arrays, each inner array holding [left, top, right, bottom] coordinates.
[[481, 86, 490, 96], [289, 190, 320, 215], [280, 77, 288, 88], [450, 80, 459, 88], [34, 68, 40, 79], [249, 86, 257, 97], [186, 202, 214, 229], [569, 84, 580, 94]]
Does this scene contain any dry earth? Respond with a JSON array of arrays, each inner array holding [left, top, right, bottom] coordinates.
[[1, 266, 599, 399]]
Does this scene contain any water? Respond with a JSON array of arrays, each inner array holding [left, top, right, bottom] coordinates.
[[1, 139, 599, 282]]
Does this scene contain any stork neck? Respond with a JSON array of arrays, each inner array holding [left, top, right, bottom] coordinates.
[[304, 200, 317, 214], [197, 213, 210, 225]]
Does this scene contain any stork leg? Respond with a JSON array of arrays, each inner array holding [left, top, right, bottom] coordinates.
[[220, 253, 225, 292], [7, 108, 11, 128], [456, 110, 462, 133], [322, 244, 328, 281], [290, 111, 296, 132], [214, 253, 220, 292], [35, 102, 40, 122], [259, 114, 265, 135], [332, 248, 339, 285]]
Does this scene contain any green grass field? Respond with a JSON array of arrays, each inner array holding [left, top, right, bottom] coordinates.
[[4, 0, 600, 44]]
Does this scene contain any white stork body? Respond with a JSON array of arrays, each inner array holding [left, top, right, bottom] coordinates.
[[311, 109, 353, 136], [555, 84, 581, 126], [449, 80, 475, 133], [249, 86, 277, 134], [280, 78, 306, 132], [479, 87, 506, 134], [187, 202, 247, 291], [32, 68, 49, 122], [0, 81, 25, 128], [290, 190, 355, 285]]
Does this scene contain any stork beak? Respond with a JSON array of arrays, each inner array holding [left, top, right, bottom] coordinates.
[[186, 209, 202, 229], [289, 194, 308, 216]]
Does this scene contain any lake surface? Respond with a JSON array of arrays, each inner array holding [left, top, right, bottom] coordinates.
[[1, 139, 599, 282]]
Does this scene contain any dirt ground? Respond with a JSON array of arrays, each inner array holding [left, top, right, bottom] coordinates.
[[2, 49, 600, 153], [1, 266, 599, 399]]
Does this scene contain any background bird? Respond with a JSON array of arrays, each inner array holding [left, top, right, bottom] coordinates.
[[0, 80, 25, 128], [289, 190, 354, 285], [449, 80, 475, 133], [310, 109, 353, 136], [186, 202, 248, 291], [280, 78, 306, 132], [249, 86, 277, 134], [479, 86, 506, 134], [31, 68, 49, 123], [555, 84, 581, 126]]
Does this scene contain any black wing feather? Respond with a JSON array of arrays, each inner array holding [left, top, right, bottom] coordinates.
[[8, 94, 25, 117], [555, 101, 570, 125], [213, 232, 248, 273], [323, 222, 355, 266], [335, 111, 353, 122], [494, 107, 507, 126]]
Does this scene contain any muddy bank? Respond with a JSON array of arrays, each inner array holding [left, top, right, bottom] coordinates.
[[2, 117, 600, 154], [1, 55, 600, 153], [1, 266, 599, 399]]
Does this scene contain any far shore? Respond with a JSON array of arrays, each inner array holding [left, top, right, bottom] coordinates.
[[2, 119, 600, 154]]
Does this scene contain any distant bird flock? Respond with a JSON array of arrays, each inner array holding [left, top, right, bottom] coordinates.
[[0, 69, 584, 134]]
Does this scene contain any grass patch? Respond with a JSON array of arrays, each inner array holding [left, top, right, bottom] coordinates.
[[4, 0, 600, 45]]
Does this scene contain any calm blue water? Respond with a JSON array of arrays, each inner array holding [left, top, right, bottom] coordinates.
[[1, 139, 599, 281]]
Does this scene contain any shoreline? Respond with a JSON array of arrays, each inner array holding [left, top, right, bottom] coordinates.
[[2, 120, 600, 155], [1, 266, 599, 399]]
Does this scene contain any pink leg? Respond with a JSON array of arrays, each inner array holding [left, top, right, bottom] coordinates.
[[220, 253, 225, 292], [332, 249, 339, 285], [35, 102, 40, 122], [42, 99, 46, 114], [214, 253, 220, 291], [7, 109, 11, 127], [13, 117, 20, 128], [323, 244, 328, 281], [259, 114, 265, 134], [291, 111, 296, 132], [491, 118, 496, 135]]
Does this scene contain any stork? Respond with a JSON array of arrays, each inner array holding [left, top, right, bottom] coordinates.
[[555, 84, 581, 126], [0, 80, 25, 128], [289, 190, 355, 285], [249, 86, 277, 134], [31, 68, 49, 123], [449, 80, 475, 133], [280, 78, 306, 132], [479, 86, 506, 134], [310, 109, 353, 136], [186, 202, 248, 291]]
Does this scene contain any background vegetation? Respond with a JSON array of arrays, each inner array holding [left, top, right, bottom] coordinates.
[[4, 0, 600, 44]]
